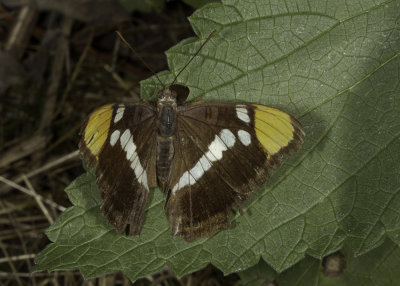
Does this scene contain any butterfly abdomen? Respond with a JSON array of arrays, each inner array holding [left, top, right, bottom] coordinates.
[[158, 105, 176, 137], [156, 136, 174, 189]]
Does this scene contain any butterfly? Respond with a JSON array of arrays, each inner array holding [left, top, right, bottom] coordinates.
[[79, 31, 305, 242]]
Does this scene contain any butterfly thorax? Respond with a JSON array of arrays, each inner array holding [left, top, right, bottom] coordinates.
[[156, 87, 178, 189]]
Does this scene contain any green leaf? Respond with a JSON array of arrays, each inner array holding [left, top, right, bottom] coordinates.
[[35, 0, 400, 281], [238, 239, 400, 286]]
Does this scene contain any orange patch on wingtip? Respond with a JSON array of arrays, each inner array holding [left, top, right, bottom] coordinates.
[[253, 104, 295, 156], [83, 104, 114, 158]]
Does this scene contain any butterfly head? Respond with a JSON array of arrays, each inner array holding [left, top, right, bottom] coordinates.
[[157, 86, 178, 105]]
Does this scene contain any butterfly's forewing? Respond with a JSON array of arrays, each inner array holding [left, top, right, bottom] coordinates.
[[167, 102, 304, 241], [79, 103, 158, 235]]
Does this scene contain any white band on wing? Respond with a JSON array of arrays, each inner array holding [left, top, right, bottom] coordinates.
[[110, 128, 149, 190], [172, 129, 236, 194]]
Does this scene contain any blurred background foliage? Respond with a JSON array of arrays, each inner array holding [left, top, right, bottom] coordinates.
[[0, 0, 241, 285]]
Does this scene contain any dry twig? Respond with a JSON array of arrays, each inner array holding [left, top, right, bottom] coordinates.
[[0, 176, 66, 212]]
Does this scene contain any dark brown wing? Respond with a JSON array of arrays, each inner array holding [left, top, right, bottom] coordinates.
[[79, 103, 157, 235], [167, 101, 304, 241]]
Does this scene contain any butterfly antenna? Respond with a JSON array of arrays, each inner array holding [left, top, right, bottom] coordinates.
[[116, 31, 164, 87], [171, 30, 216, 86]]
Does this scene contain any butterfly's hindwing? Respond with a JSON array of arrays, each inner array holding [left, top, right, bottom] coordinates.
[[168, 123, 238, 240], [166, 102, 304, 241], [79, 103, 157, 235]]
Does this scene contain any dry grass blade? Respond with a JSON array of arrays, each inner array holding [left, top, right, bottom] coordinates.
[[0, 150, 79, 193], [0, 240, 24, 286], [0, 176, 66, 212], [38, 16, 74, 131], [5, 5, 37, 57], [22, 175, 54, 224], [0, 253, 36, 264], [0, 135, 48, 169], [54, 32, 94, 118], [104, 64, 140, 101]]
